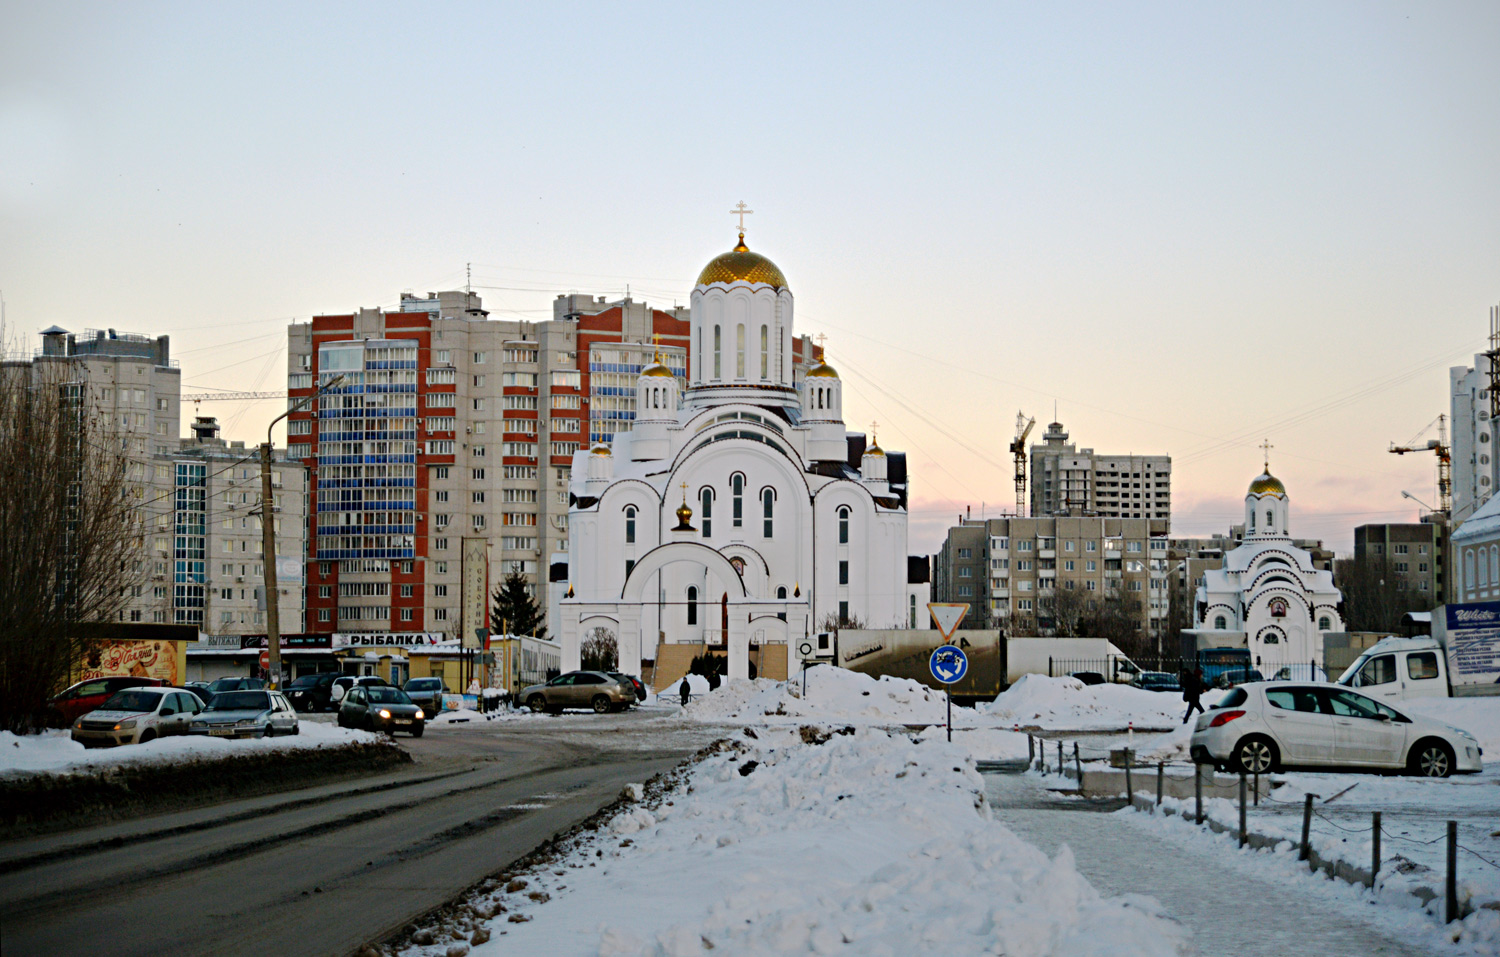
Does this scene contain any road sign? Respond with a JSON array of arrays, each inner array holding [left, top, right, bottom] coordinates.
[[929, 644, 968, 684], [259, 649, 271, 670], [798, 640, 814, 658], [927, 602, 969, 641]]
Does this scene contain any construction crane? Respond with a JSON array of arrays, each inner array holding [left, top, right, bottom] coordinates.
[[1389, 414, 1451, 516], [181, 391, 286, 406], [1009, 412, 1036, 516]]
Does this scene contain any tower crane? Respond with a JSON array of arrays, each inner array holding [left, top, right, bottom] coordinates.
[[1389, 414, 1451, 516], [180, 391, 286, 406], [1010, 412, 1036, 516]]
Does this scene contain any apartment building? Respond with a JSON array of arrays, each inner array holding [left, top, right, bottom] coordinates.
[[1353, 520, 1446, 601], [1451, 314, 1499, 524], [1028, 420, 1171, 526], [290, 291, 821, 641], [933, 516, 1170, 639]]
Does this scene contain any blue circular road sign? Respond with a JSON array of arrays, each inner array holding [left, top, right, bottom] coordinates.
[[929, 644, 968, 684]]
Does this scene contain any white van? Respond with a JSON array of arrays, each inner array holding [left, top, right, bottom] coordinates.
[[1336, 636, 1448, 702]]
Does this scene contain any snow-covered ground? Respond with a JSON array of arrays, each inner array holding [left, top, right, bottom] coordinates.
[[398, 728, 1190, 957], [0, 723, 380, 776], [980, 674, 1184, 731], [678, 667, 953, 726]]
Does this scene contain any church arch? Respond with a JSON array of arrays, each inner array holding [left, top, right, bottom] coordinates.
[[620, 541, 747, 603]]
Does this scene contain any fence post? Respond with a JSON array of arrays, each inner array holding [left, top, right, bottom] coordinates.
[[1124, 750, 1133, 806], [1446, 820, 1459, 923], [1371, 811, 1381, 889], [1238, 772, 1247, 848], [1058, 740, 1064, 777], [1195, 763, 1204, 824], [1074, 742, 1081, 787], [1299, 795, 1314, 863], [1253, 768, 1259, 806], [1028, 734, 1035, 766], [1048, 656, 1054, 678]]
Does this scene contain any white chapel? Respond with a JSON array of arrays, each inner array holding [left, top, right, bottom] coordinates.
[[1192, 459, 1344, 673], [557, 228, 914, 680]]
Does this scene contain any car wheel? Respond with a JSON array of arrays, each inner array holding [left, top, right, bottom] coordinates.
[[1409, 739, 1454, 778], [290, 723, 300, 736], [592, 695, 611, 714], [410, 725, 424, 738], [139, 729, 156, 744], [526, 694, 547, 713], [1231, 735, 1278, 774]]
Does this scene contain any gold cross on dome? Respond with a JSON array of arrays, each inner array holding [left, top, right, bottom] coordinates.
[[730, 201, 754, 231], [871, 420, 879, 443], [651, 333, 661, 362], [680, 481, 689, 504], [1259, 438, 1273, 470], [815, 333, 827, 348]]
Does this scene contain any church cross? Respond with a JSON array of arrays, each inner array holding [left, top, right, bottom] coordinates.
[[730, 201, 754, 231], [871, 420, 879, 443], [1259, 439, 1273, 470]]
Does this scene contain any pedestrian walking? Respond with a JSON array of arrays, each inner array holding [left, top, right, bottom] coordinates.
[[1181, 667, 1204, 724], [679, 677, 691, 707]]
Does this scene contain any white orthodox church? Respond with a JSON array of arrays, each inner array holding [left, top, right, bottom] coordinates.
[[557, 230, 913, 681], [1192, 464, 1344, 673]]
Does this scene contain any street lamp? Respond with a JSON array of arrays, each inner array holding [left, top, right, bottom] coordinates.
[[260, 373, 345, 688], [1401, 490, 1434, 513]]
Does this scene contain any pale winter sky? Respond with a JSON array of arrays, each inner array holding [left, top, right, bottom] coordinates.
[[3, 2, 1497, 557]]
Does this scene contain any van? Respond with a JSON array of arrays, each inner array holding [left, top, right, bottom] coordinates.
[[1335, 636, 1448, 702]]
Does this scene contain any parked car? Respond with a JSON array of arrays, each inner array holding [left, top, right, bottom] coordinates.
[[1130, 671, 1182, 693], [183, 681, 216, 705], [71, 687, 203, 747], [1210, 668, 1265, 689], [520, 671, 637, 714], [284, 672, 341, 712], [403, 677, 448, 712], [1190, 682, 1482, 777], [329, 675, 390, 707], [1336, 636, 1450, 702], [188, 690, 300, 738], [1068, 671, 1107, 687], [48, 676, 165, 727], [607, 673, 648, 702], [338, 685, 425, 736], [206, 676, 266, 695]]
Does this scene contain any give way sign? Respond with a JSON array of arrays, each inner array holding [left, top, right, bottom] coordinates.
[[927, 602, 969, 642]]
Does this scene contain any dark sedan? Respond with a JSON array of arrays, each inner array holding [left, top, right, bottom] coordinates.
[[284, 672, 339, 712], [338, 685, 425, 736], [608, 673, 648, 702]]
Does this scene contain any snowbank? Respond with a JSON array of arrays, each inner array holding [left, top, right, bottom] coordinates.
[[982, 675, 1183, 731], [680, 667, 951, 725], [0, 723, 379, 776], [421, 728, 1189, 956]]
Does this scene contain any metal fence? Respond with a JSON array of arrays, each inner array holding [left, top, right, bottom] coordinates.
[[1045, 656, 1329, 685]]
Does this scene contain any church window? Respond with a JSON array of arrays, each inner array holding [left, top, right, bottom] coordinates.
[[624, 506, 636, 544], [687, 586, 698, 625], [777, 586, 787, 621], [760, 326, 768, 378], [1266, 510, 1273, 528], [731, 474, 744, 527], [839, 600, 849, 621], [700, 488, 713, 537], [839, 560, 849, 585], [736, 324, 746, 377], [1482, 549, 1490, 587], [1466, 549, 1475, 589], [762, 488, 775, 537], [1318, 616, 1331, 630], [713, 326, 721, 379], [1214, 615, 1227, 629], [625, 559, 634, 578], [838, 506, 850, 544]]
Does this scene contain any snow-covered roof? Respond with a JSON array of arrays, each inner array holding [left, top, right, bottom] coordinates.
[[1453, 493, 1500, 545]]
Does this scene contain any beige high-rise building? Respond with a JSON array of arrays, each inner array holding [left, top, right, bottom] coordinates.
[[1028, 420, 1171, 527]]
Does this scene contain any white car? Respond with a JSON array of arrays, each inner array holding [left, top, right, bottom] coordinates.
[[1190, 682, 1482, 778], [71, 687, 204, 747]]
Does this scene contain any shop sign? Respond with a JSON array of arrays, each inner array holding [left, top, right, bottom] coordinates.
[[332, 633, 446, 651]]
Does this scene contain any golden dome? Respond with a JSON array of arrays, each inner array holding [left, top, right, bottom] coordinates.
[[590, 444, 612, 456], [641, 361, 675, 378], [1248, 471, 1286, 499], [865, 444, 885, 457], [805, 359, 838, 378], [696, 233, 788, 288]]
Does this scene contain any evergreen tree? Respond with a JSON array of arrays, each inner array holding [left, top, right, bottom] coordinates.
[[490, 570, 547, 639]]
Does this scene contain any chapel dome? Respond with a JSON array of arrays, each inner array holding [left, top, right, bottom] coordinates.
[[805, 359, 839, 378], [640, 361, 675, 378], [1248, 471, 1286, 499], [696, 233, 788, 289]]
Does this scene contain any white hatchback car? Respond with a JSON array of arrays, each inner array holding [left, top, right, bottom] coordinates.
[[1190, 682, 1482, 777], [71, 687, 204, 747]]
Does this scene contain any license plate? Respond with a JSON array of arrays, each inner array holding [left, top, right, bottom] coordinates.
[[208, 728, 235, 736], [394, 719, 412, 725]]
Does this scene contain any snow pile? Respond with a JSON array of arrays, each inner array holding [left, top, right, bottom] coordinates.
[[0, 723, 380, 776], [449, 728, 1189, 957], [918, 725, 1033, 762], [982, 675, 1183, 731], [681, 668, 950, 725], [1134, 722, 1195, 762]]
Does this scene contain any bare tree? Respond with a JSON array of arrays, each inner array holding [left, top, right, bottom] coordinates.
[[0, 359, 143, 732], [1039, 587, 1088, 637], [1082, 591, 1150, 658], [1334, 557, 1433, 633], [580, 626, 618, 672], [817, 610, 866, 632]]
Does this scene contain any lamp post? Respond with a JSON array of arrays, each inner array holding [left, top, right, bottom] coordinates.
[[260, 373, 345, 688]]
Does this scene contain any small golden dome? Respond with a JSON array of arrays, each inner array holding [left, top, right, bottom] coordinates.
[[673, 500, 694, 531], [590, 444, 612, 456], [805, 360, 839, 378], [641, 362, 675, 378], [696, 233, 788, 288], [1248, 471, 1286, 499], [865, 443, 885, 457]]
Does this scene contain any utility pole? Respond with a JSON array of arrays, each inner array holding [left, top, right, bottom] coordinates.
[[260, 373, 345, 688]]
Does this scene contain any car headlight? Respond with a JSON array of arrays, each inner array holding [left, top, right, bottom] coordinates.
[[114, 719, 137, 731], [190, 720, 205, 729], [73, 718, 84, 729], [414, 709, 424, 720], [236, 718, 259, 727], [378, 709, 391, 719]]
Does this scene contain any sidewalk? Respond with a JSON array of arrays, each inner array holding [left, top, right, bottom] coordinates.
[[984, 771, 1432, 957]]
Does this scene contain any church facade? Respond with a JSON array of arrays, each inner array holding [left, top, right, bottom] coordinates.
[[556, 231, 913, 681], [1193, 466, 1344, 673]]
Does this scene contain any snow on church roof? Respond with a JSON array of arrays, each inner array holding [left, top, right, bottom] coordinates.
[[1453, 492, 1500, 545]]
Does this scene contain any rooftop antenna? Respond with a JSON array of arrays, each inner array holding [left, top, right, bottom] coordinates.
[[466, 263, 471, 295]]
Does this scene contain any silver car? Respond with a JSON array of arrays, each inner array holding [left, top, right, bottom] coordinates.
[[71, 688, 204, 747], [189, 690, 300, 738], [520, 671, 637, 714]]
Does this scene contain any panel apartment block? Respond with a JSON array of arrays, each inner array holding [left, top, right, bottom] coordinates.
[[1028, 420, 1171, 527]]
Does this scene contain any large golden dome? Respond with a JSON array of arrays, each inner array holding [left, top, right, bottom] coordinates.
[[1248, 471, 1286, 499], [696, 233, 788, 288]]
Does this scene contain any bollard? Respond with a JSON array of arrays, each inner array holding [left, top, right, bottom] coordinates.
[[1156, 762, 1164, 808], [1238, 772, 1248, 847], [1124, 750, 1133, 805], [1446, 821, 1459, 923], [1195, 764, 1204, 824], [1371, 811, 1381, 889], [1299, 795, 1314, 862], [1058, 740, 1064, 776], [1253, 768, 1259, 806], [1028, 734, 1035, 766], [1074, 742, 1082, 787]]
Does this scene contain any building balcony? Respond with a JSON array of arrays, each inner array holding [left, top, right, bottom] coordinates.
[[1039, 548, 1056, 559], [991, 587, 1009, 598]]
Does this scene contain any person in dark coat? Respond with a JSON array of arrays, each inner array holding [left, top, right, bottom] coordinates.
[[679, 677, 691, 707], [707, 668, 721, 692], [1181, 667, 1204, 724]]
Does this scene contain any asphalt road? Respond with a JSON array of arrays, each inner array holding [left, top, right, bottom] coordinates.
[[0, 709, 716, 957]]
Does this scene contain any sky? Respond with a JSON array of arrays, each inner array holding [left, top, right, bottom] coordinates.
[[3, 1, 1498, 557]]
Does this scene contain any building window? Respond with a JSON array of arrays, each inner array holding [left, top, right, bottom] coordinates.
[[400, 584, 413, 598], [625, 505, 636, 544], [736, 323, 745, 377], [762, 488, 775, 537], [625, 559, 635, 578], [760, 325, 769, 378], [1318, 616, 1331, 630], [839, 560, 849, 585], [777, 585, 788, 621], [713, 325, 721, 379], [473, 351, 487, 364], [1214, 615, 1227, 629], [700, 488, 713, 537], [731, 473, 744, 527], [318, 609, 331, 622], [839, 600, 849, 621], [687, 586, 698, 625], [401, 609, 413, 622], [838, 506, 850, 544]]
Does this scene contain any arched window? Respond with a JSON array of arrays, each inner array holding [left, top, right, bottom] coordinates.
[[1467, 549, 1476, 589], [1492, 545, 1499, 587], [1482, 549, 1490, 588], [1266, 509, 1273, 528], [776, 585, 787, 621], [700, 488, 713, 537], [1214, 615, 1227, 629], [624, 505, 636, 544], [838, 506, 850, 544], [761, 488, 775, 537], [713, 325, 721, 379], [687, 585, 698, 626], [1318, 616, 1331, 630], [1248, 511, 1255, 531], [731, 473, 744, 527], [760, 325, 769, 378], [736, 323, 746, 377]]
